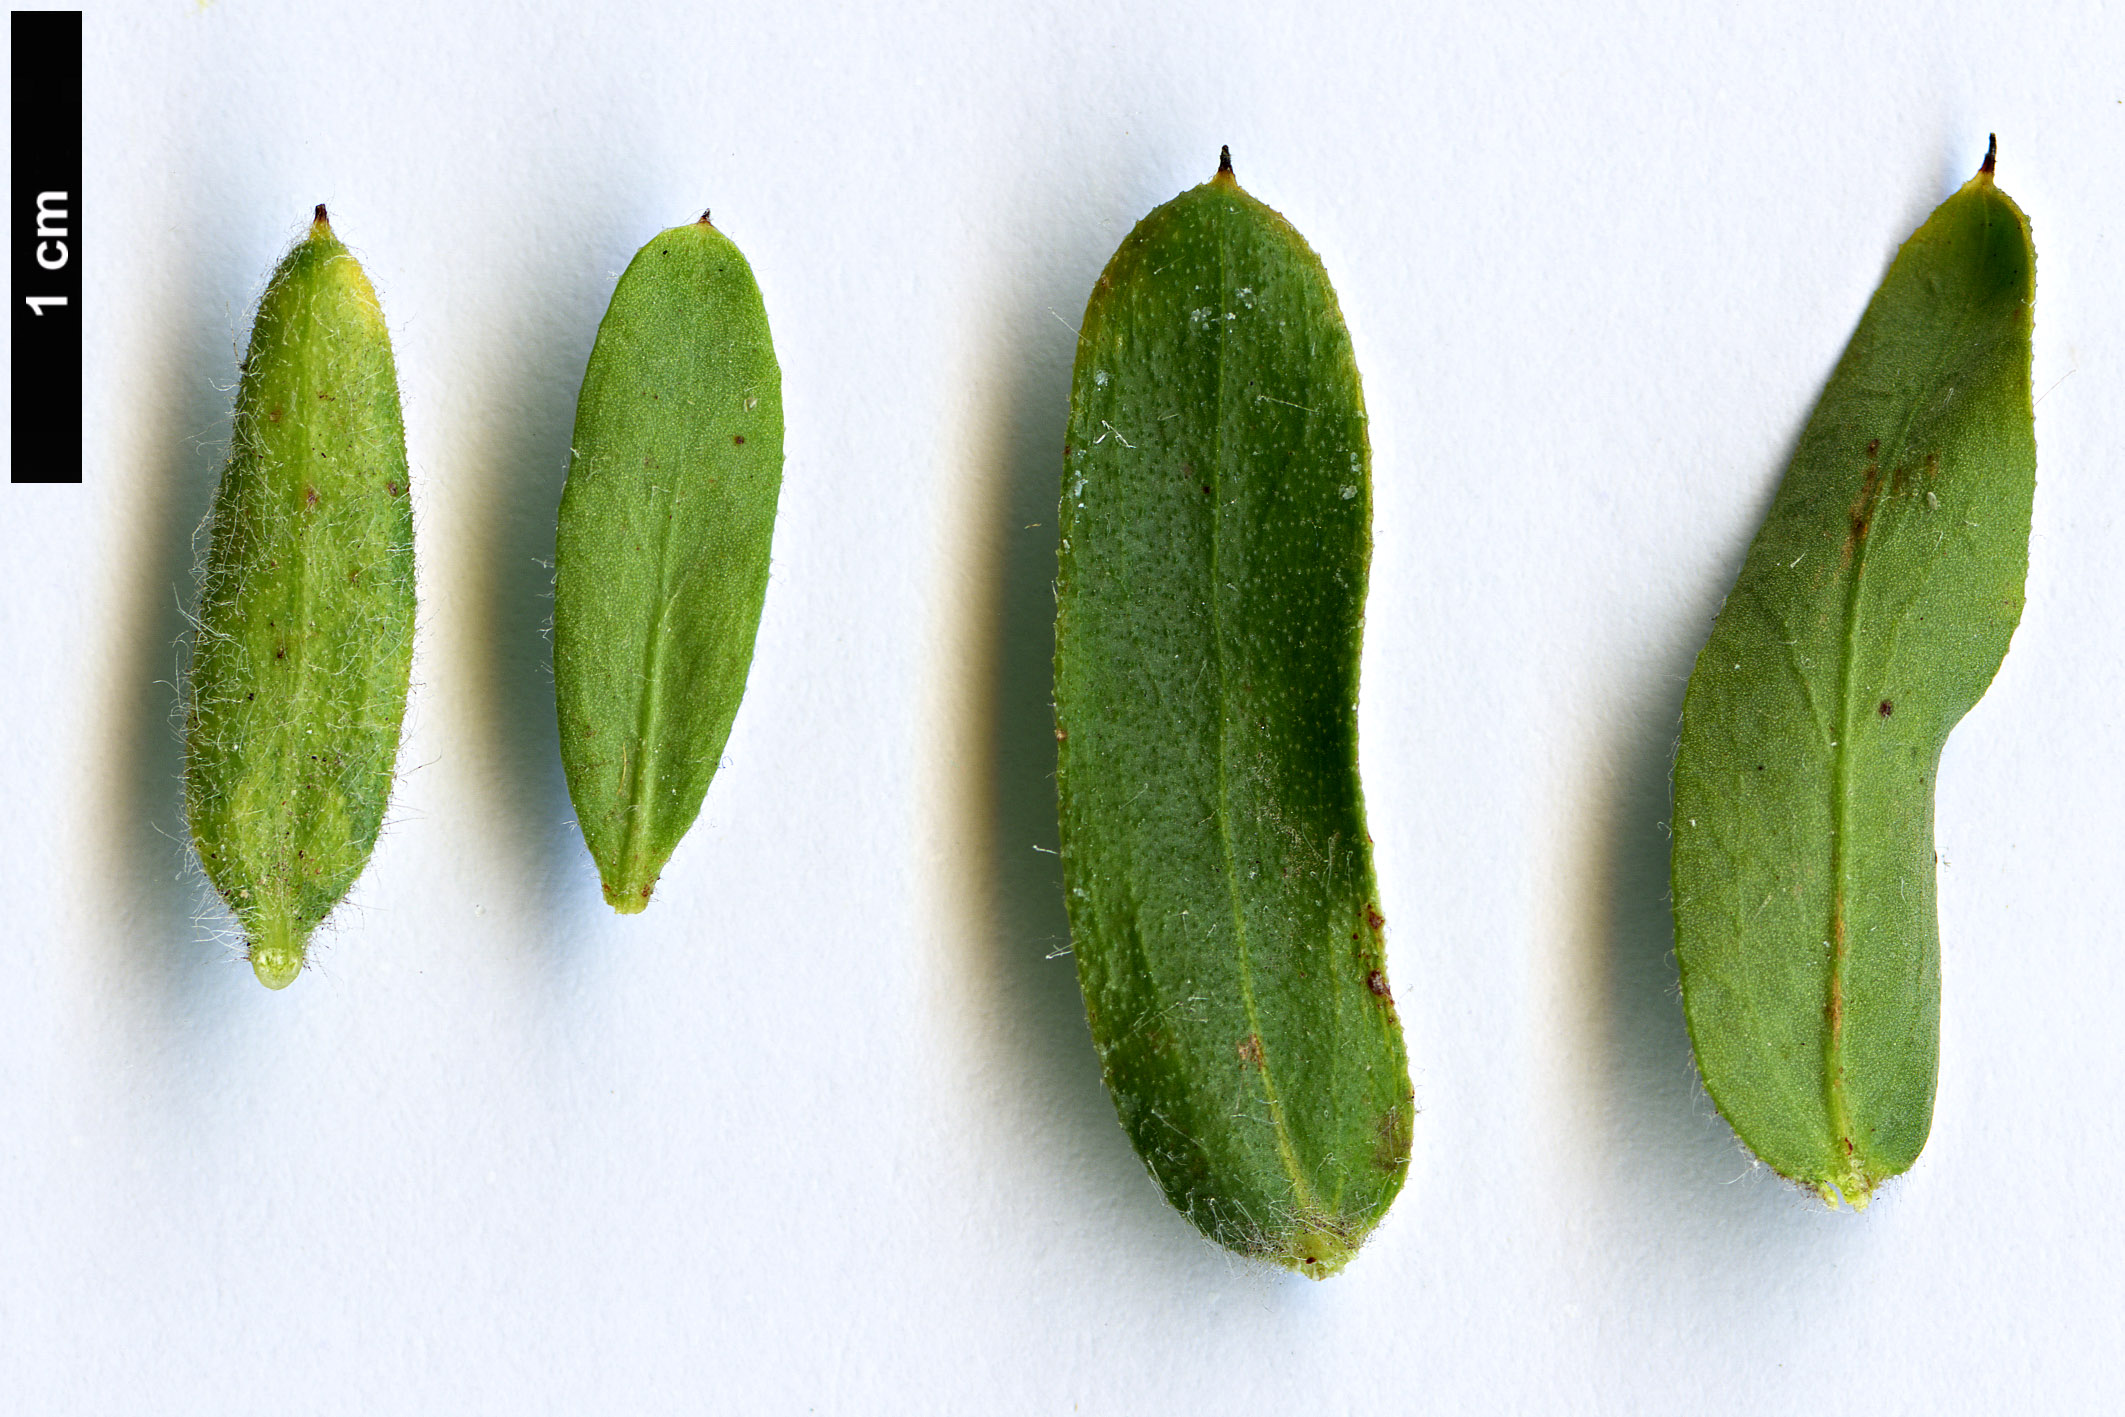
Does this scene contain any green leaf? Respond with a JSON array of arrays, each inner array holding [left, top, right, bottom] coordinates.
[[554, 216, 784, 913], [185, 208, 415, 990], [1671, 143, 2036, 1206], [1054, 151, 1411, 1276]]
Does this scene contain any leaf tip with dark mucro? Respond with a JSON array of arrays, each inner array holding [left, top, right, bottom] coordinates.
[[1980, 133, 1997, 178], [697, 208, 713, 226], [312, 203, 331, 229], [1215, 144, 1236, 184]]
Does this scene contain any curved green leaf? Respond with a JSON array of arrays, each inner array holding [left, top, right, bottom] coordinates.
[[1671, 144, 2036, 1205], [554, 217, 783, 913], [1054, 152, 1411, 1276], [185, 208, 415, 990]]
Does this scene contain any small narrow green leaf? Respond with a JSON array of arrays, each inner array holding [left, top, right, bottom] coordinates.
[[1055, 150, 1411, 1277], [1672, 141, 2036, 1206], [185, 208, 415, 990], [554, 215, 784, 913]]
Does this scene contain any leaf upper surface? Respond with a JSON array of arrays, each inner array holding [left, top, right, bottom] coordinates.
[[1055, 165, 1411, 1274]]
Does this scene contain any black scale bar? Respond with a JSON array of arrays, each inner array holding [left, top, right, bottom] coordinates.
[[11, 10, 83, 484]]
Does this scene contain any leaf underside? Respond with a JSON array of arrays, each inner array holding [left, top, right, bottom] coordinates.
[[184, 218, 414, 990], [554, 221, 784, 913], [1671, 164, 2035, 1205], [1055, 166, 1411, 1276]]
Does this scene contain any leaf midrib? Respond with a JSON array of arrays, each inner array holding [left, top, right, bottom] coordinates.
[[278, 294, 326, 923], [1823, 233, 1990, 1184], [1203, 206, 1316, 1217], [617, 453, 684, 892]]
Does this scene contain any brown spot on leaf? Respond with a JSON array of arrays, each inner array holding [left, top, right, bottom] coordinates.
[[268, 407, 283, 423], [1364, 906, 1385, 932], [1843, 460, 1883, 564], [1236, 1034, 1263, 1067], [1366, 969, 1392, 1000], [733, 434, 745, 445], [1878, 699, 1893, 717]]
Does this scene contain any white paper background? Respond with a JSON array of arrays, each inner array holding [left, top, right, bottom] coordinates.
[[3, 0, 2121, 1410]]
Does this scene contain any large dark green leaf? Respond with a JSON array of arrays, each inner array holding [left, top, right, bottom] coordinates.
[[1672, 145, 2035, 1205], [1055, 152, 1411, 1276]]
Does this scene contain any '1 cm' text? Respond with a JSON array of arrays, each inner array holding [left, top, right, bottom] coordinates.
[[25, 190, 68, 315]]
